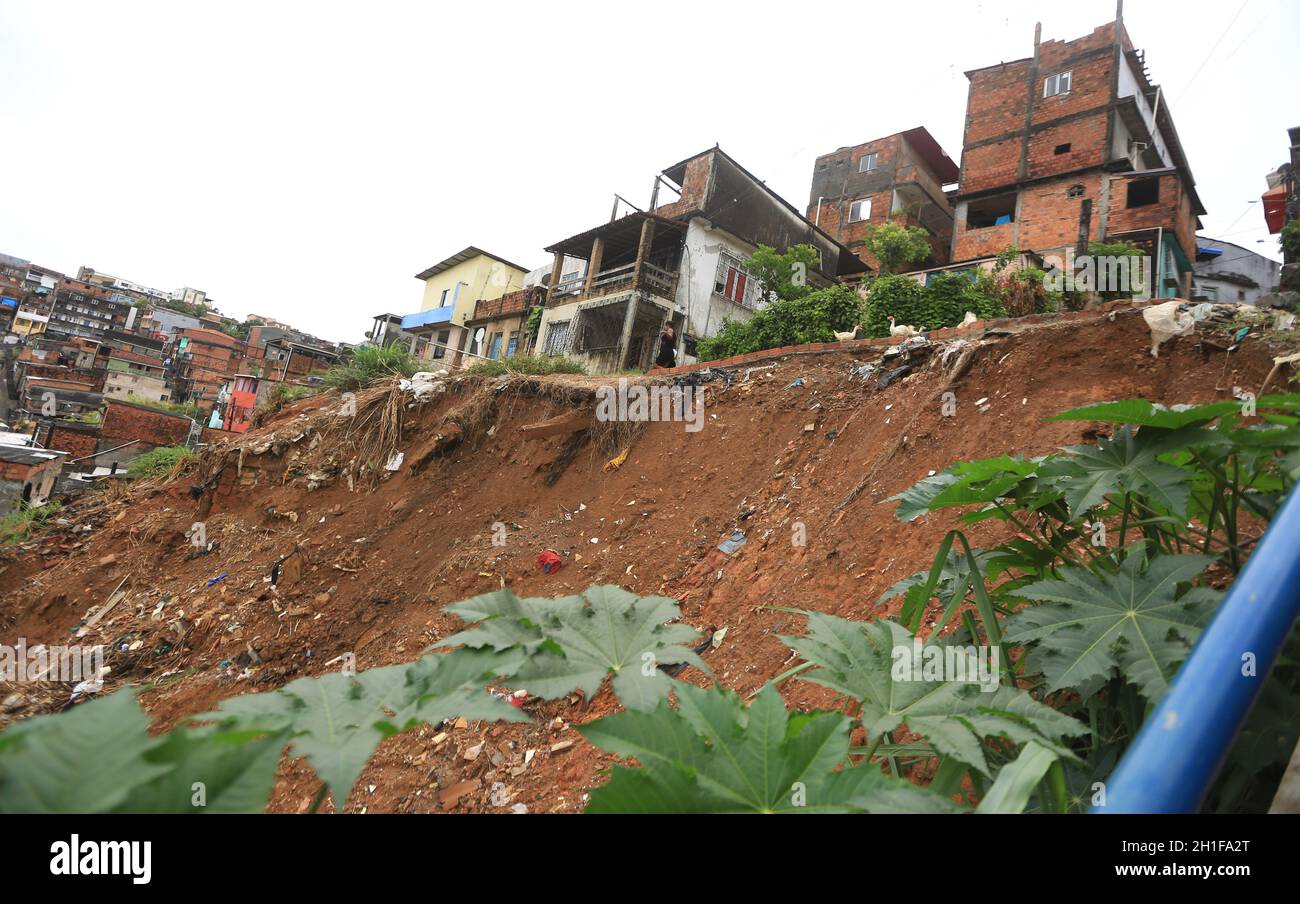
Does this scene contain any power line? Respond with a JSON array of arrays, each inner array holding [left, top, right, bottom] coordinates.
[[1172, 0, 1252, 107]]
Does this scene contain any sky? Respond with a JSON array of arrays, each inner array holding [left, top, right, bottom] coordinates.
[[1, 0, 1295, 344]]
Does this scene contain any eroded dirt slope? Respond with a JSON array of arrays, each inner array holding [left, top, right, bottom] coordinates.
[[0, 309, 1285, 812]]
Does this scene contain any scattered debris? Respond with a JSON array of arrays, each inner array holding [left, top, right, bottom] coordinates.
[[1142, 301, 1195, 357], [718, 530, 747, 555], [536, 550, 563, 574]]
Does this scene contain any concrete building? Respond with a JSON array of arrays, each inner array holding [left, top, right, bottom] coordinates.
[[174, 327, 242, 405], [77, 266, 170, 307], [0, 445, 65, 514], [408, 247, 530, 363], [48, 278, 137, 337], [950, 15, 1203, 297], [536, 146, 867, 373], [465, 286, 545, 360], [1192, 238, 1282, 305], [808, 128, 961, 272], [141, 306, 202, 339]]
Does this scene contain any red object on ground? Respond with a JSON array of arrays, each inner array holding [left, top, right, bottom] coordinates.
[[536, 550, 563, 574]]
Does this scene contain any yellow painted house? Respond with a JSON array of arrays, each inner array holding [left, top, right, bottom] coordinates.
[[406, 246, 528, 363]]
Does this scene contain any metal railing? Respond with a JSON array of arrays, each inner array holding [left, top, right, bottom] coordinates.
[[1095, 485, 1300, 813]]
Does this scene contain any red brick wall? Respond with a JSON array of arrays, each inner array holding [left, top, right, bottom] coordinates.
[[20, 364, 104, 392], [1017, 173, 1105, 252], [953, 221, 1017, 261], [1107, 172, 1197, 258], [100, 400, 191, 447], [654, 152, 713, 219], [809, 134, 952, 270], [44, 424, 99, 459], [1026, 112, 1110, 180], [960, 138, 1023, 195]]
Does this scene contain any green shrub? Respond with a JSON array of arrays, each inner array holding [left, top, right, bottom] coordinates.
[[863, 275, 929, 337], [925, 272, 1005, 326], [1087, 240, 1146, 302], [464, 354, 586, 377], [696, 285, 865, 361], [864, 221, 933, 274], [323, 345, 420, 392], [1280, 221, 1300, 262], [126, 445, 194, 480]]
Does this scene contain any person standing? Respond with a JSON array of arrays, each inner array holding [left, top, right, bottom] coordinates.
[[655, 322, 677, 369]]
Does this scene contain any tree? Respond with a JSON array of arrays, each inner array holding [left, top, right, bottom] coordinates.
[[864, 221, 932, 275], [745, 244, 822, 302]]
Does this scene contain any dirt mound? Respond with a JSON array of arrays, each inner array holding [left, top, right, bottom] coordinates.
[[0, 308, 1289, 812]]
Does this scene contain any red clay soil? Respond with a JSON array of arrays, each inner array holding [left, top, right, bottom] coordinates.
[[0, 308, 1288, 813]]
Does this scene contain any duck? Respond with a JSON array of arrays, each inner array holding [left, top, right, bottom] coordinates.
[[959, 311, 979, 328], [833, 325, 864, 342], [888, 315, 919, 339]]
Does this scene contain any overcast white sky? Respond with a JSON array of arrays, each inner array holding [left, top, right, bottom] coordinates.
[[1, 0, 1295, 343]]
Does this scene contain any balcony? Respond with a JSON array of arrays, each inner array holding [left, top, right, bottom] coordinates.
[[469, 287, 543, 323]]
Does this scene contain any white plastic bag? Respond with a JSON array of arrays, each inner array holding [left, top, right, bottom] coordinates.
[[1142, 301, 1195, 357]]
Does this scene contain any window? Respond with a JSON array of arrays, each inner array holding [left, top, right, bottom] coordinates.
[[439, 288, 450, 307], [1067, 184, 1086, 199], [542, 319, 572, 356], [720, 265, 748, 304], [849, 198, 872, 223], [1054, 143, 1072, 155], [1126, 177, 1160, 208], [431, 328, 450, 359], [858, 152, 879, 173], [966, 193, 1017, 228], [1043, 71, 1072, 97]]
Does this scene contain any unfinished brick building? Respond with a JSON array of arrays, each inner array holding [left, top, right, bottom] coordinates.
[[808, 127, 960, 272], [951, 14, 1204, 296]]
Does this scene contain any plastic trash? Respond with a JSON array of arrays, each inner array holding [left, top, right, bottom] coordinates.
[[718, 530, 747, 555], [1141, 301, 1195, 357], [785, 378, 805, 390], [536, 550, 563, 574]]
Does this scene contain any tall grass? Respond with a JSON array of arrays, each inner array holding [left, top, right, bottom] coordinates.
[[323, 345, 420, 392], [0, 502, 61, 547], [127, 445, 194, 480]]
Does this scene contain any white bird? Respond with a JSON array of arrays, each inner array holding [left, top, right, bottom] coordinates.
[[888, 315, 919, 339], [833, 326, 863, 342], [959, 311, 979, 328]]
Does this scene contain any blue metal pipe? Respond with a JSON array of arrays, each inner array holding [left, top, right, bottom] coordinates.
[[1097, 485, 1300, 813]]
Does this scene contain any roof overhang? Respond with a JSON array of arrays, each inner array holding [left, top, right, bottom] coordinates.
[[899, 127, 961, 184], [414, 246, 529, 282], [544, 212, 689, 261]]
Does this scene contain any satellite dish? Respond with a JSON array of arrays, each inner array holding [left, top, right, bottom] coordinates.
[[474, 327, 485, 348]]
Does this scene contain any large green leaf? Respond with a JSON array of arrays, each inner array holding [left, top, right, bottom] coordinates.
[[975, 741, 1060, 813], [202, 648, 524, 806], [783, 615, 1084, 776], [580, 682, 956, 813], [0, 689, 170, 813], [441, 585, 708, 711], [887, 473, 957, 522], [115, 727, 290, 814], [1052, 426, 1193, 516], [1047, 399, 1242, 429], [1005, 550, 1221, 701]]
